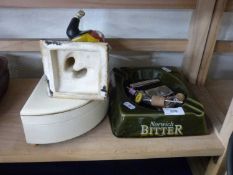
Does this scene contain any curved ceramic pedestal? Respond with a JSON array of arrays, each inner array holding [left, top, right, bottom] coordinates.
[[20, 76, 108, 144]]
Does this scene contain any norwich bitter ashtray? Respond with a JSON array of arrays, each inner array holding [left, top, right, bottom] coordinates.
[[109, 67, 208, 137]]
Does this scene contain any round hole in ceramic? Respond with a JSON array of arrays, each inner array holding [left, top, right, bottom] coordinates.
[[65, 57, 75, 71]]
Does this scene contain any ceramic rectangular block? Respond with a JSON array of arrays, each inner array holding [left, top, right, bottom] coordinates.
[[40, 40, 108, 100]]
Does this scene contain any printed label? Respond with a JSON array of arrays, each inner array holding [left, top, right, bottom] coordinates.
[[163, 107, 185, 116], [161, 67, 172, 73], [140, 121, 183, 136], [123, 102, 136, 110]]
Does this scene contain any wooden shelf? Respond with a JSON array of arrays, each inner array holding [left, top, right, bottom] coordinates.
[[0, 0, 231, 11], [1, 39, 233, 53], [0, 0, 196, 9], [0, 79, 226, 162], [0, 39, 187, 52]]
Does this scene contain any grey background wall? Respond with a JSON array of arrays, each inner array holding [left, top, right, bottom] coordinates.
[[0, 8, 232, 79]]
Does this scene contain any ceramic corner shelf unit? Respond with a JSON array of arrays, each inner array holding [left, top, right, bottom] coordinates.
[[40, 40, 108, 100], [20, 76, 108, 144]]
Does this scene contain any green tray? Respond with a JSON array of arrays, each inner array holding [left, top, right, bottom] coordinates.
[[109, 67, 208, 137]]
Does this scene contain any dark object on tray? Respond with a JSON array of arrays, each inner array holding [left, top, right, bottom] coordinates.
[[0, 57, 9, 99], [109, 67, 207, 137]]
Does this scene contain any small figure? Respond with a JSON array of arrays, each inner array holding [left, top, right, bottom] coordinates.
[[66, 10, 104, 42]]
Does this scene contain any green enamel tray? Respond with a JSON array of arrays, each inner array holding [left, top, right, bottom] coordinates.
[[109, 67, 208, 137]]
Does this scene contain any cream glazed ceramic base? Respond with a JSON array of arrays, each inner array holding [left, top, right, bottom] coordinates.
[[40, 40, 108, 100], [20, 76, 108, 144]]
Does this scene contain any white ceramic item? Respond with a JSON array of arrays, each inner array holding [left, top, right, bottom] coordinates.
[[40, 40, 108, 100], [20, 76, 108, 144]]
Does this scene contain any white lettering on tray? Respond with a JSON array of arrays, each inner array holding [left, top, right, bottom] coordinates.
[[140, 121, 183, 136]]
